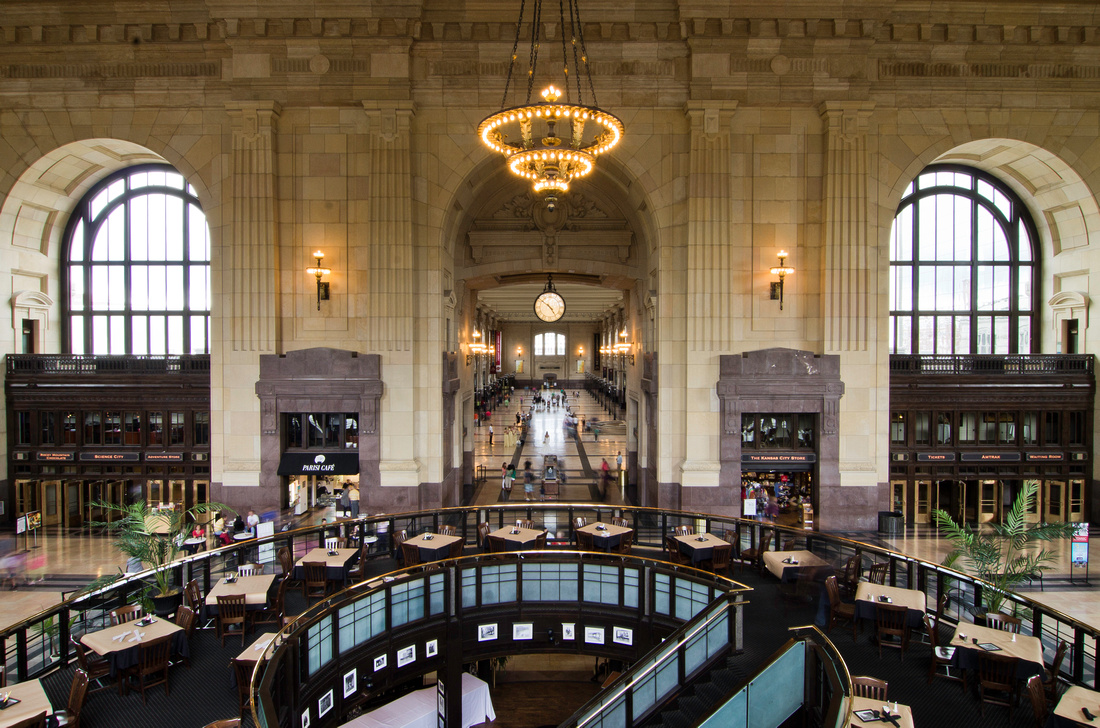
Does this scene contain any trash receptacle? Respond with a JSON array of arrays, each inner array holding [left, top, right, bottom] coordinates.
[[878, 510, 903, 535]]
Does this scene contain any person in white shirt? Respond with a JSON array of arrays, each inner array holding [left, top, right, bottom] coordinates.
[[246, 509, 260, 536]]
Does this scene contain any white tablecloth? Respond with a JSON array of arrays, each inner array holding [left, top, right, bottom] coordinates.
[[341, 673, 494, 728]]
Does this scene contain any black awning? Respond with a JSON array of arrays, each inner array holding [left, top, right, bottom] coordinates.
[[278, 452, 360, 476]]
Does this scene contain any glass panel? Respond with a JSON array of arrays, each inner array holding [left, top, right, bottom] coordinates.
[[165, 196, 184, 260], [1018, 220, 1033, 262], [976, 207, 994, 261], [936, 315, 952, 353], [994, 316, 1009, 354], [147, 194, 167, 261], [132, 316, 148, 356], [1018, 316, 1031, 354], [890, 207, 912, 261], [917, 197, 938, 260], [894, 316, 911, 355], [937, 413, 952, 445], [917, 316, 934, 354], [993, 268, 1010, 310], [130, 196, 149, 261], [189, 205, 210, 261]]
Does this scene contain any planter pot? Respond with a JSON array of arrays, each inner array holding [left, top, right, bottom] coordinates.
[[150, 590, 183, 618]]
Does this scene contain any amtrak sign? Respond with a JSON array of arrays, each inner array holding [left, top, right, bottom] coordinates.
[[277, 452, 359, 476]]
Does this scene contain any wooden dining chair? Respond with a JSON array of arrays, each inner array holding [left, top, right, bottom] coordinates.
[[875, 603, 910, 659], [8, 711, 47, 728], [448, 538, 465, 559], [610, 516, 629, 528], [184, 579, 203, 614], [393, 529, 409, 562], [486, 534, 508, 555], [708, 544, 733, 576], [401, 541, 422, 567], [52, 668, 89, 728], [515, 519, 535, 529], [232, 658, 254, 718], [302, 562, 328, 601], [237, 563, 260, 577], [665, 535, 687, 565], [534, 531, 548, 550], [217, 594, 249, 647], [672, 525, 692, 536], [71, 637, 112, 695], [851, 675, 888, 701], [1026, 674, 1049, 728], [824, 575, 856, 638], [985, 612, 1022, 633], [1043, 640, 1069, 702], [254, 576, 290, 629], [977, 651, 1020, 715], [172, 605, 196, 668], [615, 530, 633, 555], [839, 554, 862, 598], [739, 531, 771, 574], [438, 525, 457, 536], [867, 562, 889, 585], [324, 536, 344, 551], [477, 522, 491, 549], [920, 590, 949, 644], [923, 614, 961, 686], [110, 604, 143, 626], [277, 547, 294, 578], [576, 530, 595, 551], [122, 634, 173, 704], [573, 517, 587, 532]]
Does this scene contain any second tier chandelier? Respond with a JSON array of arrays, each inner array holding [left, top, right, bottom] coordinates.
[[477, 0, 624, 212]]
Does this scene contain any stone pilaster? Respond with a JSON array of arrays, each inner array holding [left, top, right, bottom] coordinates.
[[685, 102, 738, 352], [820, 102, 875, 353], [225, 101, 280, 353], [362, 102, 415, 353]]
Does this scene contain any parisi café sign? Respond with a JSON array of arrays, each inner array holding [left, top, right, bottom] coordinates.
[[277, 452, 359, 476]]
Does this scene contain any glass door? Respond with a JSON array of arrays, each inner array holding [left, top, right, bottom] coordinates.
[[1044, 480, 1066, 522], [914, 480, 933, 524], [1020, 479, 1040, 523], [65, 480, 83, 528], [1069, 479, 1085, 522], [15, 480, 37, 518], [978, 480, 1000, 523], [38, 481, 61, 527]]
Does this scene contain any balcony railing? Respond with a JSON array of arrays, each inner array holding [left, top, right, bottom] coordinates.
[[890, 354, 1094, 376], [5, 354, 211, 378]]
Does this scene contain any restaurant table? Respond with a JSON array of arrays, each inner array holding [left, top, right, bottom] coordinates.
[[854, 582, 927, 629], [294, 548, 360, 583], [1052, 685, 1100, 727], [488, 526, 545, 550], [577, 522, 632, 551], [949, 621, 1045, 680], [81, 616, 186, 677], [405, 533, 463, 562], [233, 532, 254, 541], [762, 550, 834, 583], [181, 536, 207, 555], [849, 697, 914, 728], [229, 632, 278, 687], [0, 679, 53, 728], [339, 672, 495, 728], [205, 573, 277, 617], [674, 533, 729, 566]]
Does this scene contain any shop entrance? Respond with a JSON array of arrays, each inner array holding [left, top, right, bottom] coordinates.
[[741, 470, 815, 527]]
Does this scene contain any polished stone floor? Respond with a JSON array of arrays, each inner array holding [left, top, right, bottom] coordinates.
[[2, 386, 1099, 634]]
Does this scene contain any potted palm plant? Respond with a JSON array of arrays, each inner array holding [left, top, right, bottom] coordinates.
[[91, 499, 231, 615], [933, 480, 1075, 617]]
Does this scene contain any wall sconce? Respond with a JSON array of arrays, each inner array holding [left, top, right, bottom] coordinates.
[[516, 346, 523, 356], [769, 250, 795, 311], [578, 346, 584, 356], [306, 250, 331, 310]]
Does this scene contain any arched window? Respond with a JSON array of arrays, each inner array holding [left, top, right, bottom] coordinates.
[[63, 165, 211, 355], [889, 165, 1038, 355], [533, 333, 565, 356]]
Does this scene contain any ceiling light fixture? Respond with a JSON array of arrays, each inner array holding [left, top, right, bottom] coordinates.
[[477, 0, 624, 212]]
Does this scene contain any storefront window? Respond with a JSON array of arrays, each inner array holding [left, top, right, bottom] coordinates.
[[148, 412, 163, 445], [959, 412, 977, 444], [169, 412, 185, 446], [978, 413, 997, 444], [797, 414, 814, 448], [936, 413, 952, 445], [1045, 412, 1061, 446], [15, 412, 30, 447], [914, 412, 931, 445], [124, 412, 142, 445], [40, 412, 55, 446], [1021, 412, 1038, 445], [998, 413, 1016, 444], [287, 414, 302, 448], [345, 414, 359, 449], [1069, 411, 1086, 447], [194, 411, 210, 446], [84, 412, 102, 445], [890, 412, 906, 444], [104, 412, 121, 446], [741, 415, 756, 445], [741, 413, 815, 451]]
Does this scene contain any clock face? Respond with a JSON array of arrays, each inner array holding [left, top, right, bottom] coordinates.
[[534, 291, 566, 322]]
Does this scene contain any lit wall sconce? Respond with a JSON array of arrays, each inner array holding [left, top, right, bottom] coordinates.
[[769, 250, 795, 311], [578, 346, 584, 356], [516, 346, 523, 356], [306, 250, 331, 310]]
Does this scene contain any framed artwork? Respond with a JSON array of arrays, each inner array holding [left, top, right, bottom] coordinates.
[[426, 639, 439, 657], [613, 627, 633, 646], [397, 644, 416, 668], [373, 654, 387, 672], [478, 623, 498, 642], [318, 690, 334, 718], [513, 623, 533, 640], [562, 623, 575, 640], [516, 359, 524, 374], [301, 709, 311, 728], [343, 668, 357, 698], [584, 626, 605, 645]]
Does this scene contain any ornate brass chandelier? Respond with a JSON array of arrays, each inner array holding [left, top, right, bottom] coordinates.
[[477, 0, 624, 211]]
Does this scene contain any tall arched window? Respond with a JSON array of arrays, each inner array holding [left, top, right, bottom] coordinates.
[[63, 165, 211, 355], [889, 165, 1038, 355], [533, 333, 565, 356]]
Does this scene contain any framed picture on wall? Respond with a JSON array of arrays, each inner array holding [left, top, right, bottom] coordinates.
[[397, 645, 416, 667], [343, 668, 357, 698], [478, 624, 498, 642], [318, 690, 334, 718], [562, 623, 575, 640], [301, 710, 310, 728], [513, 623, 533, 640], [374, 654, 387, 672], [584, 627, 605, 645], [426, 639, 439, 657], [613, 628, 633, 646]]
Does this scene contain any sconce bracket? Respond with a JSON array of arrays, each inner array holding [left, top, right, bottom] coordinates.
[[318, 281, 330, 301], [769, 282, 782, 301]]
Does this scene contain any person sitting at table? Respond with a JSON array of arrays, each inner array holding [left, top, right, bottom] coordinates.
[[213, 512, 232, 545], [233, 513, 246, 534], [246, 509, 260, 536], [191, 523, 206, 539]]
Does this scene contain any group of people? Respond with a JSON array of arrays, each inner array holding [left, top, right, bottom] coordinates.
[[209, 508, 262, 545]]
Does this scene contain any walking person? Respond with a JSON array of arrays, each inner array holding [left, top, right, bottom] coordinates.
[[500, 461, 511, 500], [523, 460, 535, 501], [616, 451, 623, 473], [348, 481, 360, 518], [599, 459, 611, 500], [489, 424, 494, 446]]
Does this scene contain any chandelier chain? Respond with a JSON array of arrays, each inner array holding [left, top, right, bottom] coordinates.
[[525, 0, 543, 104], [569, 0, 597, 108], [557, 0, 571, 104], [499, 0, 527, 109]]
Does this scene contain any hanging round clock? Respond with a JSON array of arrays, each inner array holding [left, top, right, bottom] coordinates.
[[534, 274, 566, 322]]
